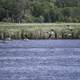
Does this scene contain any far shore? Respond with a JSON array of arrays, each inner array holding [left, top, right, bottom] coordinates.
[[0, 23, 80, 39]]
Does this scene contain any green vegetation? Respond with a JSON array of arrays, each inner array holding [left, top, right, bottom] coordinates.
[[0, 0, 80, 23], [0, 23, 80, 39], [0, 1, 80, 39]]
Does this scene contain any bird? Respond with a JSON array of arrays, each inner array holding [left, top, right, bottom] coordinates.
[[24, 38, 29, 40], [5, 37, 11, 41]]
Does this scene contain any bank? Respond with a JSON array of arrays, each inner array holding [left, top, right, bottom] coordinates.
[[0, 23, 80, 40]]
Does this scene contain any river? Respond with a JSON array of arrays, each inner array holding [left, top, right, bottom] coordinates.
[[0, 40, 80, 80]]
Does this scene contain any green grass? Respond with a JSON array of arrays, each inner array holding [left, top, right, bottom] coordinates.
[[0, 23, 80, 39]]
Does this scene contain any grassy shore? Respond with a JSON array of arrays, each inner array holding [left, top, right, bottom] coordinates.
[[0, 23, 80, 39]]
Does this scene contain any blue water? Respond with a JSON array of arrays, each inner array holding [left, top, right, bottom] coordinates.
[[0, 40, 80, 80]]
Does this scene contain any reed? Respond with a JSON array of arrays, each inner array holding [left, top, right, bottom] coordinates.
[[0, 23, 80, 39]]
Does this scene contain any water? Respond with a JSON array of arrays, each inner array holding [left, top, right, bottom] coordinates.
[[0, 40, 80, 80]]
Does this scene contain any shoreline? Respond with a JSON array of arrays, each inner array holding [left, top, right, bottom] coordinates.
[[0, 23, 80, 39]]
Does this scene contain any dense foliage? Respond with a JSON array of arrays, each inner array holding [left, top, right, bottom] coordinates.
[[0, 0, 80, 23]]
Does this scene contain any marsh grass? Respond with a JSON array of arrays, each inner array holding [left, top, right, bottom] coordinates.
[[0, 23, 80, 39]]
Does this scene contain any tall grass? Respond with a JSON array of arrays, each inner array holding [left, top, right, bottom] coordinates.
[[0, 23, 80, 39]]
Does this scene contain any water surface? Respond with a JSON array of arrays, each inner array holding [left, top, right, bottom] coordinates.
[[0, 40, 80, 80]]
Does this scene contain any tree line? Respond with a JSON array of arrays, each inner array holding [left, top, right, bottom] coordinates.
[[0, 0, 80, 23]]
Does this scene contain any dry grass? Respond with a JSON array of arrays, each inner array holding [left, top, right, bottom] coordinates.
[[0, 23, 80, 39]]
